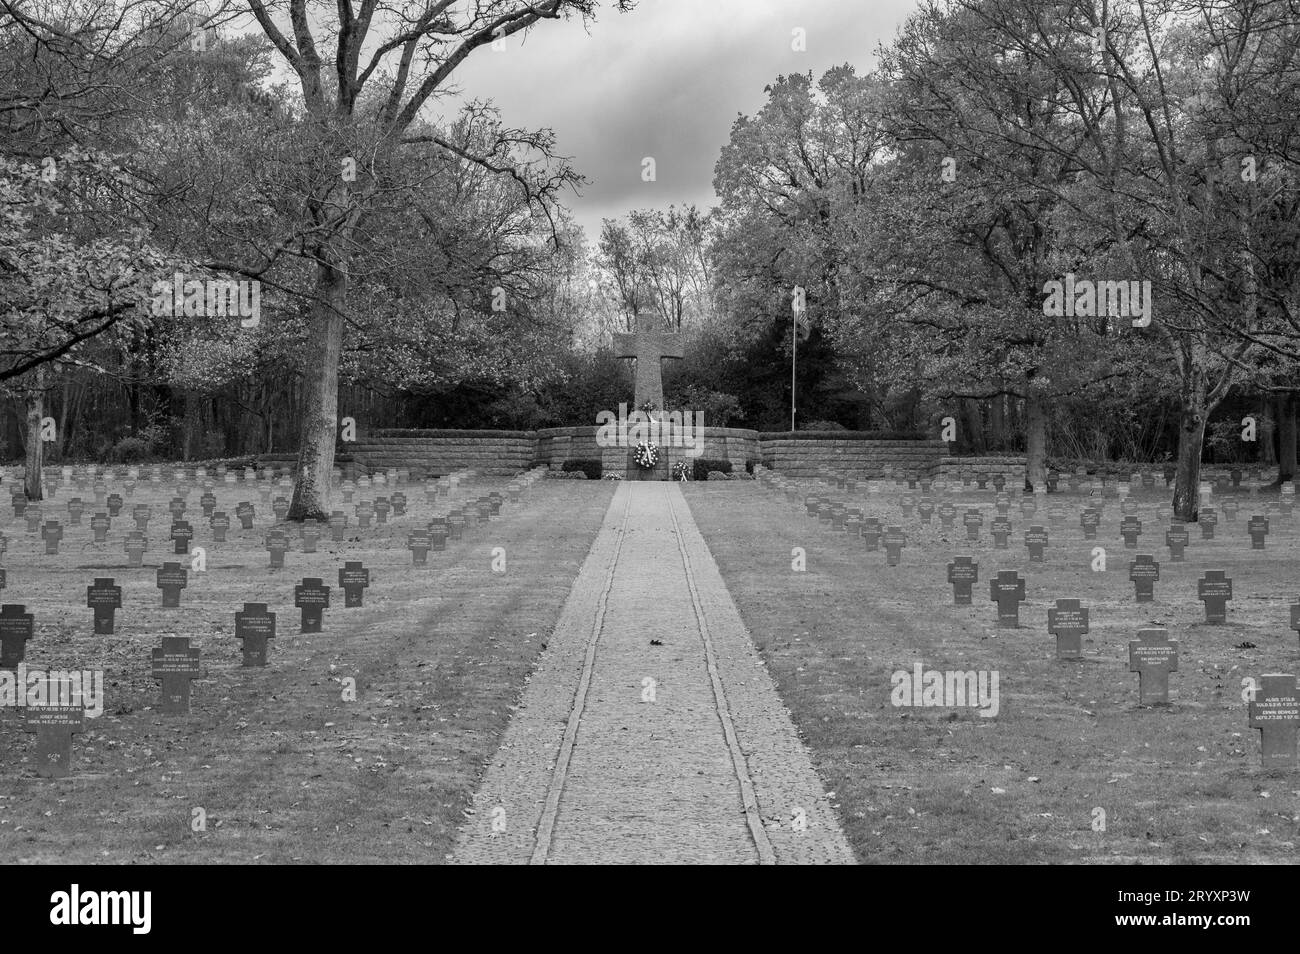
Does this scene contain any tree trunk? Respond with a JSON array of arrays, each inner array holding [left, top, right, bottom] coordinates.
[[1279, 393, 1297, 483], [1261, 396, 1277, 465], [988, 394, 1005, 449], [962, 398, 985, 454], [1172, 390, 1208, 522], [288, 259, 346, 521], [23, 366, 46, 501], [1025, 391, 1047, 491]]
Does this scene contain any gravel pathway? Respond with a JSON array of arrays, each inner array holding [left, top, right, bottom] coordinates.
[[452, 481, 854, 864]]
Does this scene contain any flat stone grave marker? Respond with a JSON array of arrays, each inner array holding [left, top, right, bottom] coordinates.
[[86, 578, 121, 634], [1129, 628, 1179, 706], [124, 531, 147, 567], [862, 517, 882, 551], [409, 530, 431, 565], [41, 520, 63, 555], [1047, 598, 1089, 659], [829, 504, 846, 531], [0, 604, 34, 668], [266, 530, 289, 568], [991, 517, 1011, 549], [1222, 499, 1239, 521], [947, 556, 978, 604], [156, 562, 187, 608], [339, 562, 371, 605], [1248, 515, 1269, 549], [1198, 570, 1233, 624], [294, 577, 331, 632], [1120, 496, 1138, 515], [1199, 507, 1218, 539], [107, 493, 123, 517], [210, 511, 230, 542], [916, 499, 935, 524], [1120, 515, 1142, 548], [994, 494, 1010, 516], [329, 511, 348, 542], [391, 491, 407, 516], [23, 506, 42, 533], [90, 512, 111, 543], [882, 527, 907, 566], [989, 570, 1026, 627], [66, 497, 83, 525], [235, 603, 276, 667], [356, 500, 374, 528], [236, 501, 256, 529], [133, 503, 151, 532], [1129, 554, 1160, 602], [937, 502, 956, 529], [170, 520, 193, 555], [963, 509, 983, 541], [899, 494, 916, 519], [1165, 522, 1189, 562], [1292, 600, 1300, 647], [268, 497, 288, 523], [152, 636, 202, 714], [1025, 526, 1048, 562], [1248, 674, 1300, 768], [300, 520, 321, 554], [374, 497, 392, 524], [1080, 508, 1100, 540], [24, 703, 84, 778]]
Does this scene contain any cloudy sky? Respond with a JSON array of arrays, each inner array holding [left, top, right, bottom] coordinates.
[[440, 0, 918, 242]]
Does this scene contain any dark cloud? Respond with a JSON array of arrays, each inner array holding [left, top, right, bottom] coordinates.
[[445, 0, 917, 241]]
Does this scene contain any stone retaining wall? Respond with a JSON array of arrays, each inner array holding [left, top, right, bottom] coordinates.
[[759, 434, 949, 479], [346, 429, 535, 477], [937, 455, 1029, 486], [264, 428, 969, 480]]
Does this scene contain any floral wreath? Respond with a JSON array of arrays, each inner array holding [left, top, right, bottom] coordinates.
[[633, 441, 659, 469]]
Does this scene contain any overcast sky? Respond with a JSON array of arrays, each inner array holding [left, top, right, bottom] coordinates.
[[439, 0, 918, 243]]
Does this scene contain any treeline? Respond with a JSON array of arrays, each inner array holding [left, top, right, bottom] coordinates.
[[1, 0, 1297, 521]]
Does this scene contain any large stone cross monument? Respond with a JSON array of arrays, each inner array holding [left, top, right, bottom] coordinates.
[[614, 316, 684, 412]]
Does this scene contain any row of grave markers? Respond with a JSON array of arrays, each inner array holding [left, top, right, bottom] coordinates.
[[755, 465, 1300, 769], [3, 466, 548, 777]]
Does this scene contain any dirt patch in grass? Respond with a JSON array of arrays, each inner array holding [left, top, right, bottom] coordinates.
[[0, 477, 613, 863], [686, 481, 1300, 864]]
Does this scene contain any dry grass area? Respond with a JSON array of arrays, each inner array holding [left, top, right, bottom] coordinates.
[[0, 476, 613, 863], [686, 479, 1300, 864]]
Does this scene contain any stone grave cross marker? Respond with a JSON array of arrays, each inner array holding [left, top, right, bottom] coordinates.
[[613, 320, 685, 411]]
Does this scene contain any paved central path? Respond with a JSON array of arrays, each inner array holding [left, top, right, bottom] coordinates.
[[453, 481, 854, 864]]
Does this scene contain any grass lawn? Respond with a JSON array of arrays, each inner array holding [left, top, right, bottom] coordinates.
[[686, 479, 1300, 864], [0, 475, 613, 863]]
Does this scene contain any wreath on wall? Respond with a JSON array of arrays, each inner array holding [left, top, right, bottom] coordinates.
[[633, 441, 660, 469]]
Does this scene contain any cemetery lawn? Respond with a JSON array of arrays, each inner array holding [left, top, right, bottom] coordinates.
[[686, 481, 1300, 864], [1, 479, 614, 864]]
